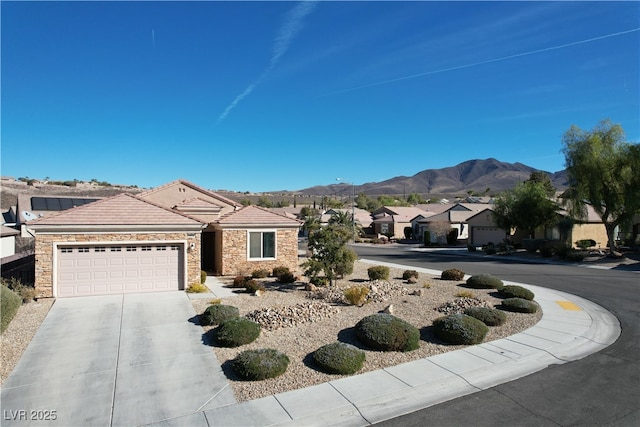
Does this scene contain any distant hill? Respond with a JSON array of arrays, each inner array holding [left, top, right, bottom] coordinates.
[[297, 158, 568, 197]]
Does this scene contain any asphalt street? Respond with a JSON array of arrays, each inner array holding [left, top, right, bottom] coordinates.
[[352, 245, 640, 427]]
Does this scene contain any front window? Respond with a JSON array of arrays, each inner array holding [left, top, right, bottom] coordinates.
[[249, 231, 276, 259]]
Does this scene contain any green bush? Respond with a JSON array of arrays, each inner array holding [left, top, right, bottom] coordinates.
[[251, 269, 270, 279], [522, 238, 546, 254], [310, 276, 329, 287], [432, 314, 489, 344], [244, 279, 265, 293], [233, 348, 290, 380], [312, 342, 365, 375], [499, 285, 535, 301], [467, 244, 477, 252], [343, 286, 369, 306], [402, 270, 419, 280], [501, 298, 538, 313], [232, 276, 251, 288], [553, 243, 572, 260], [3, 278, 37, 303], [355, 313, 420, 352], [576, 239, 596, 249], [565, 250, 585, 262], [540, 243, 554, 258], [441, 268, 465, 281], [277, 271, 296, 284], [200, 270, 208, 284], [201, 304, 240, 326], [464, 307, 507, 326], [446, 228, 459, 245], [367, 265, 390, 281], [272, 266, 291, 279], [466, 274, 504, 290], [215, 318, 261, 347], [1, 285, 22, 333], [186, 283, 209, 293], [423, 230, 431, 245]]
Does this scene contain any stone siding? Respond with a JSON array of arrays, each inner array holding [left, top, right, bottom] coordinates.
[[34, 232, 201, 298], [220, 229, 299, 276]]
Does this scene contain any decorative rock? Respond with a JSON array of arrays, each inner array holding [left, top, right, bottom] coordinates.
[[435, 297, 490, 315], [304, 283, 317, 292], [407, 276, 418, 284], [410, 289, 422, 296], [254, 289, 265, 297], [245, 302, 340, 331], [381, 304, 394, 314]]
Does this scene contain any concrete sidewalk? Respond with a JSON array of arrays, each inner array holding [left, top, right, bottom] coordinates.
[[148, 260, 621, 427], [0, 292, 235, 427]]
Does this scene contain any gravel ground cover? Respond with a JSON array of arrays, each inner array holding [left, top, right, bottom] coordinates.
[[193, 261, 542, 402], [0, 299, 54, 385]]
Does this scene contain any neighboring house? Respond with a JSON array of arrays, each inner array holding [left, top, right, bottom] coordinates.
[[320, 208, 373, 230], [26, 193, 205, 298], [16, 193, 101, 236], [371, 206, 432, 239], [25, 179, 303, 298], [1, 225, 19, 258], [545, 205, 608, 249], [416, 204, 494, 244], [466, 208, 506, 246]]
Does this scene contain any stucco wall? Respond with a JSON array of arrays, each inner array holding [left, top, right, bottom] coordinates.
[[34, 232, 201, 298], [570, 223, 608, 248], [219, 228, 299, 276]]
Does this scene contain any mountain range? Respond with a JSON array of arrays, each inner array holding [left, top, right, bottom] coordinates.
[[295, 158, 568, 197]]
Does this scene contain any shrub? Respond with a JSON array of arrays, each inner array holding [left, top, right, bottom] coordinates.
[[540, 243, 554, 258], [422, 283, 431, 289], [232, 276, 251, 288], [576, 239, 596, 249], [3, 278, 37, 303], [272, 266, 291, 279], [1, 285, 22, 333], [209, 298, 222, 305], [310, 276, 329, 287], [313, 342, 366, 375], [402, 270, 419, 280], [522, 238, 546, 254], [201, 304, 240, 326], [244, 279, 265, 293], [277, 271, 296, 284], [200, 270, 208, 284], [467, 244, 477, 252], [367, 265, 390, 281], [233, 348, 289, 380], [464, 307, 507, 326], [446, 228, 459, 245], [343, 286, 369, 306], [432, 314, 489, 344], [423, 230, 431, 245], [441, 268, 465, 281], [553, 243, 572, 260], [565, 250, 585, 262], [215, 318, 261, 347], [355, 313, 420, 352], [499, 285, 535, 301], [455, 290, 476, 299], [251, 269, 270, 279], [186, 283, 209, 293], [466, 274, 504, 290], [501, 298, 538, 313]]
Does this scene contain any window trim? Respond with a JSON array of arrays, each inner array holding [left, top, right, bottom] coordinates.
[[247, 229, 277, 260]]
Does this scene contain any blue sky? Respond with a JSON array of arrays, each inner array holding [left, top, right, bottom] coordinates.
[[2, 1, 638, 192]]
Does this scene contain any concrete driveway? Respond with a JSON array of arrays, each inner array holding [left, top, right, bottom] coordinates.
[[1, 292, 236, 426]]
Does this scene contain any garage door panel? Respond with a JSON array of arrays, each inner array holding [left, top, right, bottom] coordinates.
[[57, 244, 184, 297]]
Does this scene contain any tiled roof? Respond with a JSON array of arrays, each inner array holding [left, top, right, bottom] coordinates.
[[218, 206, 302, 227], [176, 198, 223, 209], [140, 179, 240, 208], [27, 194, 204, 227]]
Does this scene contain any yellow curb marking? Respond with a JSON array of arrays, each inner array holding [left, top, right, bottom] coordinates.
[[556, 301, 582, 311]]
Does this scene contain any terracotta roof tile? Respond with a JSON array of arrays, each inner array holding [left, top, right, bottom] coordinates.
[[218, 206, 302, 227], [27, 194, 204, 226], [140, 179, 240, 207]]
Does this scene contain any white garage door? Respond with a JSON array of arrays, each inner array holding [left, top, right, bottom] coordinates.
[[471, 227, 505, 246], [56, 244, 184, 297]]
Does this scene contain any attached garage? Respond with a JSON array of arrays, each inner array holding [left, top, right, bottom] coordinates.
[[27, 194, 205, 298], [56, 243, 184, 297], [470, 226, 505, 246]]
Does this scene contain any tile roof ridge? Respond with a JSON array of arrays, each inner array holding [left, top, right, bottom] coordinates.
[[220, 205, 303, 224], [127, 193, 205, 224], [140, 179, 241, 207]]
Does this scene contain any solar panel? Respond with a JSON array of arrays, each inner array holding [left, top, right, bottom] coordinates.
[[31, 197, 99, 211]]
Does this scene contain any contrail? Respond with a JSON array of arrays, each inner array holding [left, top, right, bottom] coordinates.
[[216, 1, 317, 123], [325, 27, 640, 96]]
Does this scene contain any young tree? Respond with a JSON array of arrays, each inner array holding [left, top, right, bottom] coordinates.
[[302, 224, 357, 286], [525, 171, 556, 197], [562, 119, 640, 255], [493, 181, 559, 239], [428, 220, 452, 244]]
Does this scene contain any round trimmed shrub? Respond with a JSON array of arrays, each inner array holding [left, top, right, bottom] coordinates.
[[464, 307, 507, 326], [200, 304, 239, 326], [251, 269, 270, 279], [367, 265, 390, 281], [441, 268, 465, 281], [272, 266, 291, 279], [499, 285, 534, 301], [233, 348, 289, 380], [232, 276, 251, 288], [402, 270, 419, 280], [501, 298, 538, 313], [432, 314, 489, 344], [313, 342, 366, 375], [215, 318, 261, 347], [466, 274, 504, 290], [244, 279, 265, 293], [355, 313, 420, 352], [277, 271, 296, 284]]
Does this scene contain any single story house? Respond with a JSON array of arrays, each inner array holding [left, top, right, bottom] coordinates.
[[371, 206, 432, 239], [415, 203, 494, 244], [466, 208, 506, 246], [26, 180, 302, 298]]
